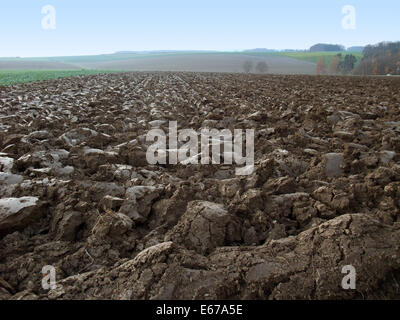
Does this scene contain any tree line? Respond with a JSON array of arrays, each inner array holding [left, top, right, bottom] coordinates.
[[354, 41, 400, 75], [316, 53, 358, 75], [310, 43, 345, 52], [243, 61, 269, 74], [315, 42, 400, 76]]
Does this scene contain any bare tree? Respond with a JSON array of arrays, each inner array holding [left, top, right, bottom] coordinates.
[[316, 57, 327, 75], [328, 55, 341, 74], [255, 61, 269, 73], [243, 60, 253, 73]]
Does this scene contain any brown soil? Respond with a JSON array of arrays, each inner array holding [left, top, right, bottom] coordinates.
[[0, 72, 400, 300]]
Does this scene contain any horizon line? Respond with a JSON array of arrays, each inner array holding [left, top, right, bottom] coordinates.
[[0, 46, 370, 59]]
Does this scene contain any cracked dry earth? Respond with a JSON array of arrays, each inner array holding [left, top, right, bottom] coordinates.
[[0, 72, 400, 300]]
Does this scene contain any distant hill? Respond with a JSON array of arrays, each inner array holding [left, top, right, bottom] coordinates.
[[115, 51, 138, 54], [0, 52, 316, 74], [281, 49, 307, 52], [0, 60, 81, 70], [243, 48, 277, 53], [310, 43, 345, 52], [115, 50, 218, 54], [347, 46, 364, 52]]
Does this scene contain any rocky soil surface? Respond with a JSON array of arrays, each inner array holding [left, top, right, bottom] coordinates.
[[0, 72, 400, 300]]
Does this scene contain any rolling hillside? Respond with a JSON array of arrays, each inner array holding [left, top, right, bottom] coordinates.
[[0, 52, 317, 74]]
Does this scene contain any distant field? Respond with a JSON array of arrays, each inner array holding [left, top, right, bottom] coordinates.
[[76, 53, 316, 74], [280, 51, 363, 66], [0, 70, 123, 86], [0, 52, 316, 75], [0, 60, 82, 70], [0, 52, 224, 65], [0, 51, 366, 83]]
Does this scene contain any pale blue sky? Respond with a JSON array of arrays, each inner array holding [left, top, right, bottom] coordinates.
[[0, 0, 399, 57]]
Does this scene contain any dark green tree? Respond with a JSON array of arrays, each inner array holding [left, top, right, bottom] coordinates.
[[340, 54, 357, 73]]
